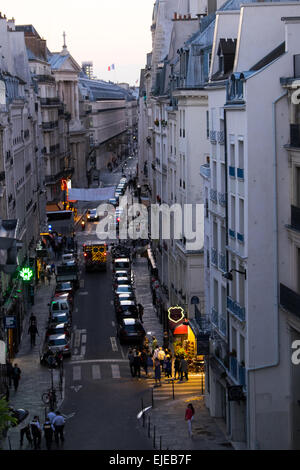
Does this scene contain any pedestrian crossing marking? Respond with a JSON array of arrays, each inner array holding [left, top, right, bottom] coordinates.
[[110, 337, 118, 352], [73, 365, 81, 381], [92, 365, 101, 380], [111, 364, 120, 379]]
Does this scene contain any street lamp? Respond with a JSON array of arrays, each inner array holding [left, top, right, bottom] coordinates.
[[222, 269, 247, 281]]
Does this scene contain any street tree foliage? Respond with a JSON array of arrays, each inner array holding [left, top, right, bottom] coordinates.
[[0, 398, 17, 435]]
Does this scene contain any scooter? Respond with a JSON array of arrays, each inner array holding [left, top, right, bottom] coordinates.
[[81, 220, 86, 231]]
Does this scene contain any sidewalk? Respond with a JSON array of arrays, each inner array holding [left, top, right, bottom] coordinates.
[[2, 266, 64, 450]]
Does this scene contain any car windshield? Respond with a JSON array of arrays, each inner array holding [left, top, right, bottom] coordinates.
[[52, 302, 68, 311], [124, 325, 139, 332], [115, 262, 130, 269], [121, 307, 137, 314], [51, 314, 68, 323], [56, 283, 72, 290], [48, 338, 67, 346], [117, 286, 132, 293]]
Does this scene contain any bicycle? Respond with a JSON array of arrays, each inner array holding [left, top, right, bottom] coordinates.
[[41, 388, 58, 411]]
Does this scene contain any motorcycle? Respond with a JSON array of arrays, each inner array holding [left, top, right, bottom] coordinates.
[[81, 220, 86, 231]]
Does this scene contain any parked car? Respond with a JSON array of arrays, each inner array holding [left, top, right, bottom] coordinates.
[[117, 318, 145, 344], [44, 333, 71, 357], [53, 292, 74, 311], [113, 277, 132, 289], [9, 407, 29, 426], [48, 312, 71, 328], [62, 253, 76, 266], [46, 322, 71, 338], [55, 281, 74, 295], [115, 285, 134, 296], [113, 258, 131, 272], [87, 208, 99, 221], [115, 300, 138, 319], [109, 198, 117, 207], [49, 298, 71, 315]]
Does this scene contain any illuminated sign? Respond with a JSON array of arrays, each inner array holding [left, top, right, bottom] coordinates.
[[168, 306, 185, 324], [20, 267, 34, 281]]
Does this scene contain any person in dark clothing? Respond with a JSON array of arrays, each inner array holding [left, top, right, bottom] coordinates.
[[163, 331, 169, 350], [128, 349, 135, 377], [30, 416, 42, 449], [133, 351, 141, 378], [12, 364, 21, 391], [43, 418, 54, 450], [138, 303, 144, 323], [174, 356, 181, 380], [6, 361, 13, 387], [29, 313, 37, 326], [20, 423, 33, 448], [140, 350, 148, 376], [28, 324, 39, 347]]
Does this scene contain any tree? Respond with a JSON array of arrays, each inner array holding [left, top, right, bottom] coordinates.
[[0, 398, 17, 437]]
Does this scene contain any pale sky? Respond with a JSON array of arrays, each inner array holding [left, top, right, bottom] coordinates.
[[0, 0, 155, 85]]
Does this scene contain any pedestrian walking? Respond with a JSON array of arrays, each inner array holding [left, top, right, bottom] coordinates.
[[163, 331, 169, 350], [53, 411, 65, 445], [20, 423, 33, 448], [28, 324, 39, 347], [6, 360, 13, 388], [164, 355, 172, 378], [180, 356, 189, 381], [185, 403, 195, 438], [46, 270, 52, 285], [43, 418, 54, 450], [152, 346, 160, 360], [40, 270, 45, 284], [151, 336, 158, 353], [138, 303, 144, 323], [30, 416, 42, 449], [140, 349, 148, 376], [174, 355, 181, 380], [154, 358, 161, 386], [133, 350, 141, 378], [12, 363, 21, 391], [157, 347, 166, 370], [29, 313, 37, 327], [128, 348, 135, 377], [51, 263, 55, 275]]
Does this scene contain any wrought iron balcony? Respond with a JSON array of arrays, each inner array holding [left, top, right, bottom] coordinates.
[[211, 247, 218, 267], [219, 315, 227, 336], [200, 164, 211, 179], [209, 130, 217, 143], [42, 120, 59, 130], [291, 205, 300, 231], [218, 252, 227, 272], [210, 189, 217, 204], [218, 192, 226, 207], [217, 130, 225, 145], [211, 307, 219, 327], [227, 296, 246, 322], [40, 97, 61, 106], [280, 283, 300, 318]]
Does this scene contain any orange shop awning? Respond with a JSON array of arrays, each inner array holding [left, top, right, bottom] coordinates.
[[173, 324, 188, 335]]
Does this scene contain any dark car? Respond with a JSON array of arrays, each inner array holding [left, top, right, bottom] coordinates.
[[117, 318, 145, 344], [115, 285, 134, 295], [115, 300, 138, 319], [113, 277, 132, 289], [9, 408, 29, 426], [113, 258, 131, 273]]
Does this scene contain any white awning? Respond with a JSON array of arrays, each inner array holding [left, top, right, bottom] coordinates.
[[68, 187, 115, 202]]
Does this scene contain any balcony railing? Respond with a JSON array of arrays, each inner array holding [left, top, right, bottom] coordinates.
[[229, 356, 238, 379], [211, 247, 218, 267], [42, 120, 59, 130], [200, 164, 211, 179], [219, 315, 227, 336], [280, 283, 300, 317], [217, 130, 225, 145], [210, 130, 217, 143], [210, 189, 217, 204], [291, 205, 300, 231], [218, 252, 227, 272], [211, 307, 219, 327], [227, 296, 246, 322], [218, 192, 226, 207]]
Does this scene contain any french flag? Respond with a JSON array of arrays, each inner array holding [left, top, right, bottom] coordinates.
[[108, 64, 115, 71]]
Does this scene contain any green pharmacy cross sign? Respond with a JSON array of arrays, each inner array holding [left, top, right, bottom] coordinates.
[[19, 267, 34, 281]]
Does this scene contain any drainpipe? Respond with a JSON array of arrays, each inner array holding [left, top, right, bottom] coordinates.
[[246, 90, 287, 449]]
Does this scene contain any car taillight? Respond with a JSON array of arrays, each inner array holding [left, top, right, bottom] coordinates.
[[84, 253, 87, 257]]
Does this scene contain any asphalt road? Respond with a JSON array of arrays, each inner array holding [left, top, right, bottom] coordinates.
[[58, 158, 152, 450]]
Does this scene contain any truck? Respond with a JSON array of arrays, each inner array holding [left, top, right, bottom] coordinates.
[[56, 265, 79, 289], [83, 242, 107, 272]]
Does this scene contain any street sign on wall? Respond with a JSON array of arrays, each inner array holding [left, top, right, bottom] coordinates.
[[4, 315, 17, 329]]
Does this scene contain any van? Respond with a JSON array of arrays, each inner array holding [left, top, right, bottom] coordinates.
[[49, 298, 70, 315]]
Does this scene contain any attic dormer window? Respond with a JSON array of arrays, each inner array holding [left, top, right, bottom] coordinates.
[[219, 55, 224, 74]]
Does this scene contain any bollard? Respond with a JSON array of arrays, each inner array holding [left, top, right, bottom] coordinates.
[[153, 425, 156, 449]]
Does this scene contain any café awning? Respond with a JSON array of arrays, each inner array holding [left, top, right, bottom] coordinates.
[[173, 324, 188, 335]]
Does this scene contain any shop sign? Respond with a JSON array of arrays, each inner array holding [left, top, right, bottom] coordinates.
[[4, 315, 17, 329], [227, 385, 245, 402], [20, 267, 34, 281], [168, 306, 185, 330]]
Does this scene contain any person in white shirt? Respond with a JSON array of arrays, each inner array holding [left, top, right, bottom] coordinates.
[[53, 411, 65, 445], [157, 347, 166, 370], [47, 411, 56, 424]]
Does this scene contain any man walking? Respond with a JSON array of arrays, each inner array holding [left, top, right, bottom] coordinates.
[[6, 360, 13, 388], [180, 356, 189, 381], [53, 411, 65, 446], [133, 350, 141, 378], [12, 363, 21, 391], [28, 323, 39, 347], [157, 347, 166, 371], [30, 416, 42, 450], [138, 303, 144, 323], [128, 348, 135, 377], [43, 418, 54, 450]]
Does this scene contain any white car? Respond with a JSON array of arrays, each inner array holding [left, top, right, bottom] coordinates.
[[87, 209, 99, 221], [62, 253, 76, 266], [46, 334, 71, 357]]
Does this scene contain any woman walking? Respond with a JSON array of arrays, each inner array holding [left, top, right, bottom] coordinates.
[[185, 403, 195, 438]]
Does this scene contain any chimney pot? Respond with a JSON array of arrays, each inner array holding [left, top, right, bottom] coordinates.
[[174, 12, 177, 20]]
